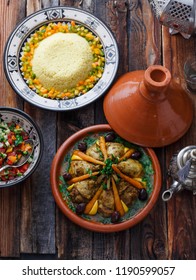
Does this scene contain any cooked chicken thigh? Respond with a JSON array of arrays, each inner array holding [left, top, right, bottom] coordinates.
[[118, 180, 138, 206], [106, 142, 124, 158], [86, 143, 103, 160], [98, 189, 115, 217], [117, 158, 143, 177], [70, 179, 98, 203], [69, 160, 100, 177]]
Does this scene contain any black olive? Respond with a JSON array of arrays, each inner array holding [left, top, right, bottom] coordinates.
[[131, 150, 142, 160], [78, 142, 87, 152], [138, 188, 148, 201], [111, 211, 120, 223], [76, 203, 86, 215], [63, 172, 72, 181], [105, 132, 116, 142]]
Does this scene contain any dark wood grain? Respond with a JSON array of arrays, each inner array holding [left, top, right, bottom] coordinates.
[[20, 0, 58, 255], [0, 0, 195, 260], [0, 0, 26, 258], [127, 0, 168, 260], [162, 26, 196, 260]]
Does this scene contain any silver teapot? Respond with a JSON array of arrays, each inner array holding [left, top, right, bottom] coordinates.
[[162, 145, 196, 201]]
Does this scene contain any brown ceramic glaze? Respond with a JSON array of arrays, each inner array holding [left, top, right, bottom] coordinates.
[[50, 124, 161, 233], [103, 65, 193, 147]]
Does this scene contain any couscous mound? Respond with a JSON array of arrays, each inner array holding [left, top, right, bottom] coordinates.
[[32, 33, 93, 91], [20, 21, 105, 99]]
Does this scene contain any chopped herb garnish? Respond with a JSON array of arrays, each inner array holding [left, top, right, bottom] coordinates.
[[14, 134, 23, 146]]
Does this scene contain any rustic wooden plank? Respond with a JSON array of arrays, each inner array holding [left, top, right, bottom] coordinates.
[[92, 0, 131, 260], [162, 26, 196, 259], [127, 0, 168, 260], [20, 0, 58, 254], [94, 0, 129, 126], [20, 106, 57, 254], [55, 0, 95, 259], [0, 0, 26, 258]]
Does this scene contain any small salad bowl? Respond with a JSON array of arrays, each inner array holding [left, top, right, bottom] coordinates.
[[50, 124, 161, 232], [0, 107, 43, 188]]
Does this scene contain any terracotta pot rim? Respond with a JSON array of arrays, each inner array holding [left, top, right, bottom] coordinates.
[[145, 65, 171, 87], [50, 124, 162, 233]]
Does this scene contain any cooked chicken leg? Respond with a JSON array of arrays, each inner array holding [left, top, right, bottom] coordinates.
[[117, 158, 143, 177], [98, 189, 115, 217], [69, 160, 100, 177], [70, 179, 98, 203]]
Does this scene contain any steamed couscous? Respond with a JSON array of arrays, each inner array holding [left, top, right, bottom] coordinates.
[[20, 21, 105, 100], [32, 33, 93, 91]]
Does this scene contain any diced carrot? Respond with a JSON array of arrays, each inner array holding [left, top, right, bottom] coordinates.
[[24, 143, 32, 152], [7, 155, 17, 164], [40, 88, 48, 94]]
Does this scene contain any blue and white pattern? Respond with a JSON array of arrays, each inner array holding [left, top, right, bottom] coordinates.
[[4, 7, 119, 111], [7, 55, 18, 72]]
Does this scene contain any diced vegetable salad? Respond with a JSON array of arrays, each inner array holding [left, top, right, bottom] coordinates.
[[0, 122, 33, 181]]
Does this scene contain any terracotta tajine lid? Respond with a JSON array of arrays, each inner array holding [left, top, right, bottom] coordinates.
[[103, 65, 193, 147]]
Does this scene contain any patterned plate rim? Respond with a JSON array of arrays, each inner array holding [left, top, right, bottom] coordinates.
[[4, 6, 119, 111]]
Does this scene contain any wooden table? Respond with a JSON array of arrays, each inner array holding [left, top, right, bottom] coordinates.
[[0, 0, 195, 260]]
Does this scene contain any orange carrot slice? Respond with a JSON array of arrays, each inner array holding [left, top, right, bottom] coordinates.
[[111, 177, 125, 217], [84, 185, 103, 214], [99, 136, 107, 161], [67, 172, 99, 185], [112, 164, 145, 189], [119, 149, 135, 162], [73, 150, 105, 166]]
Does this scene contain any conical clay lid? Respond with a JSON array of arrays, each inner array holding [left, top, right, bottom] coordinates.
[[103, 65, 193, 147]]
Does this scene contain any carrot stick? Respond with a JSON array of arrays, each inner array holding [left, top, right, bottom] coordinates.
[[73, 150, 105, 166], [119, 149, 135, 162], [112, 164, 145, 189], [84, 185, 103, 214], [111, 177, 125, 217], [99, 136, 108, 161], [67, 172, 99, 185]]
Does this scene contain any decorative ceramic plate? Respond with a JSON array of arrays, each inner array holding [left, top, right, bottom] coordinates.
[[4, 6, 119, 111], [50, 124, 161, 232], [0, 107, 43, 188]]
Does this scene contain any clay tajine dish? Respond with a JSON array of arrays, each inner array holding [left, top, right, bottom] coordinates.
[[103, 65, 193, 147], [50, 124, 161, 232]]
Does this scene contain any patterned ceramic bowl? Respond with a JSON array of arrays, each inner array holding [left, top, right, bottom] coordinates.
[[0, 107, 43, 188], [4, 6, 119, 111], [50, 124, 162, 232]]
